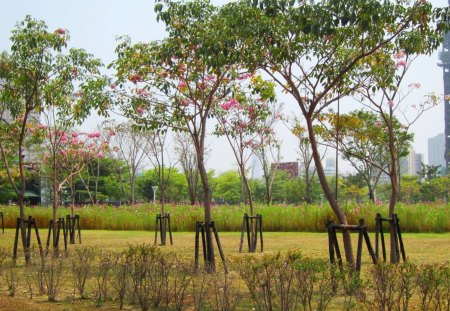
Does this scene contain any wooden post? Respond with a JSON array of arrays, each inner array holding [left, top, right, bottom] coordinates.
[[394, 214, 406, 262], [0, 212, 4, 234], [258, 214, 264, 252], [194, 221, 227, 273], [194, 221, 200, 271]]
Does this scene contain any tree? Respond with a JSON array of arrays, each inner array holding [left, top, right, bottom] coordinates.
[[321, 110, 413, 203], [137, 167, 187, 203], [0, 16, 106, 263], [106, 122, 149, 204], [291, 119, 325, 204], [214, 86, 276, 218], [218, 0, 449, 266], [250, 103, 283, 206], [173, 131, 200, 205], [110, 0, 272, 270]]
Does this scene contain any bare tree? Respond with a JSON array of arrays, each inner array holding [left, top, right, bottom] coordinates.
[[107, 122, 149, 204], [173, 132, 199, 205]]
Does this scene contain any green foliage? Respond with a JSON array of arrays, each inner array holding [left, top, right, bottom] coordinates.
[[137, 167, 187, 203], [212, 170, 242, 204]]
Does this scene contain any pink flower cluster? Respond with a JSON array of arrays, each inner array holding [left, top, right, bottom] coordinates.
[[219, 98, 242, 111], [393, 50, 406, 59], [178, 80, 187, 88], [87, 131, 101, 138], [55, 28, 67, 35], [136, 88, 150, 96], [374, 121, 383, 128], [396, 60, 407, 68], [408, 83, 421, 89], [129, 74, 143, 84], [238, 73, 252, 80], [136, 107, 145, 115]]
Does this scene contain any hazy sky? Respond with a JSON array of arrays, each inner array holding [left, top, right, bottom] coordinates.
[[1, 0, 448, 174]]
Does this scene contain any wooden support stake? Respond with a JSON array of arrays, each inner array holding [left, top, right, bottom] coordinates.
[[0, 212, 4, 234]]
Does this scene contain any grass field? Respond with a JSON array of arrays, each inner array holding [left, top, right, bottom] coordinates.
[[1, 229, 449, 264], [0, 230, 449, 310]]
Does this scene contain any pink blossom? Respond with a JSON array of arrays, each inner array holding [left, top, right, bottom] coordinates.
[[136, 107, 144, 115], [72, 132, 79, 137], [60, 132, 68, 144], [205, 75, 216, 81], [55, 28, 66, 35], [408, 83, 421, 88], [374, 121, 383, 128], [37, 124, 48, 130], [219, 98, 241, 111], [387, 100, 394, 107], [108, 130, 116, 136], [95, 151, 104, 158], [237, 122, 247, 129], [59, 150, 67, 156], [138, 88, 150, 97], [396, 60, 407, 68], [238, 73, 252, 80], [87, 131, 101, 138], [181, 99, 189, 106], [393, 50, 406, 59], [88, 143, 95, 149], [178, 80, 187, 88], [129, 74, 142, 84], [71, 137, 79, 145]]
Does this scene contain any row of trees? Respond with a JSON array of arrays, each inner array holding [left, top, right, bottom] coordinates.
[[1, 0, 449, 268]]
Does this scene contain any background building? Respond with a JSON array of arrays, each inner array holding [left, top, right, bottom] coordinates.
[[400, 148, 423, 176], [428, 133, 447, 175], [438, 9, 450, 174]]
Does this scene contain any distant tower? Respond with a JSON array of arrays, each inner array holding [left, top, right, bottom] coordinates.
[[438, 3, 450, 174]]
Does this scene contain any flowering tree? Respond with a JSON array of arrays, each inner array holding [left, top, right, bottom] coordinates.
[[352, 50, 442, 262], [109, 0, 275, 270], [218, 0, 449, 266], [214, 90, 277, 212], [0, 16, 106, 263], [40, 128, 104, 217]]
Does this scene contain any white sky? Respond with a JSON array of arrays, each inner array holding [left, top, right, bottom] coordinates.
[[1, 0, 448, 174]]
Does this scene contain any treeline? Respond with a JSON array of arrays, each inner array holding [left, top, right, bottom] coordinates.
[[1, 158, 448, 206]]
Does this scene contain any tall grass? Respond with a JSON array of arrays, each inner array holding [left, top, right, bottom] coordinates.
[[0, 202, 448, 232]]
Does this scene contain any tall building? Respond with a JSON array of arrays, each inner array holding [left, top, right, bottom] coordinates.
[[428, 133, 447, 175], [323, 157, 337, 176], [400, 148, 421, 176], [438, 9, 450, 174]]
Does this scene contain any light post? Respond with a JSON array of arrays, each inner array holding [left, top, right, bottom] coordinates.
[[151, 186, 158, 204]]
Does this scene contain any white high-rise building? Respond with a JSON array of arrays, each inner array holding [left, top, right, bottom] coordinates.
[[428, 133, 447, 175], [400, 148, 422, 176]]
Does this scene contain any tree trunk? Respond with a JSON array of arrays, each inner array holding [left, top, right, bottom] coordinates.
[[306, 118, 355, 267], [388, 132, 400, 263], [52, 166, 59, 257], [197, 148, 216, 271]]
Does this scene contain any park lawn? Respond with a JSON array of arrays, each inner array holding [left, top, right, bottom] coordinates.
[[0, 230, 449, 311], [1, 229, 449, 264]]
